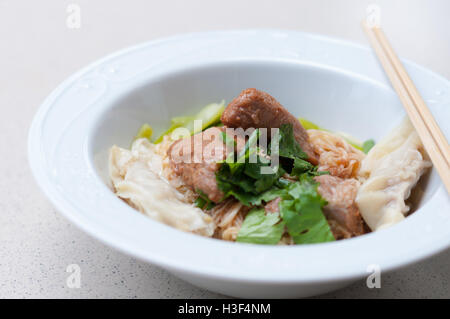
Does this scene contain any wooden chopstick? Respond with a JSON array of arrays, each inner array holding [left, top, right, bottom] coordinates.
[[372, 27, 450, 168], [362, 21, 450, 194]]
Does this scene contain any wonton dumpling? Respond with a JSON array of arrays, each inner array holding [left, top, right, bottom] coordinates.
[[109, 139, 215, 237], [356, 118, 431, 231]]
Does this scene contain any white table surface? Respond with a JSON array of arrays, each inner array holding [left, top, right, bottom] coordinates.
[[1, 0, 449, 298]]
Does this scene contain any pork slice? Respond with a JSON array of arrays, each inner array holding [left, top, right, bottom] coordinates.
[[221, 88, 319, 164], [315, 174, 366, 239], [168, 127, 243, 203]]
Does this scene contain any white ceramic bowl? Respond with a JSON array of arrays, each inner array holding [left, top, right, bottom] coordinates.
[[29, 30, 450, 298]]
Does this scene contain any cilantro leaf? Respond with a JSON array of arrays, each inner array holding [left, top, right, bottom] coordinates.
[[237, 175, 335, 245], [216, 129, 285, 206], [291, 157, 315, 175], [280, 175, 335, 244], [194, 190, 215, 210], [216, 124, 325, 206], [236, 208, 285, 245], [216, 160, 284, 206], [275, 124, 308, 160], [291, 158, 329, 177], [247, 184, 289, 206]]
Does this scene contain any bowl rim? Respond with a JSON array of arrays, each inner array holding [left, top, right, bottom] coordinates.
[[28, 29, 450, 284]]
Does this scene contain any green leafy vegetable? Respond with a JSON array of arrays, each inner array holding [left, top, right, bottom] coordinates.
[[228, 128, 260, 173], [133, 123, 153, 141], [236, 208, 284, 245], [216, 157, 284, 206], [246, 184, 288, 206], [291, 157, 315, 176], [291, 158, 329, 177], [362, 139, 376, 154], [299, 118, 321, 130], [154, 101, 225, 143], [194, 190, 215, 210], [275, 124, 308, 160], [236, 175, 335, 245], [220, 131, 237, 149], [187, 101, 225, 134], [216, 129, 285, 206], [153, 117, 189, 144], [280, 175, 335, 244], [216, 123, 327, 206]]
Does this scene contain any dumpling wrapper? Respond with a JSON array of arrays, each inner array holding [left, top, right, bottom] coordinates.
[[109, 138, 215, 237], [356, 118, 431, 231]]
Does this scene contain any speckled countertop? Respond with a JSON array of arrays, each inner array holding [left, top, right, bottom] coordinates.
[[1, 0, 449, 298]]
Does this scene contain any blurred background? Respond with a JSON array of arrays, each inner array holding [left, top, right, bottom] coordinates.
[[0, 0, 449, 298]]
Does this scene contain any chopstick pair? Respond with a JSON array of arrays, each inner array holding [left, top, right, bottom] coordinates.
[[362, 21, 450, 194]]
